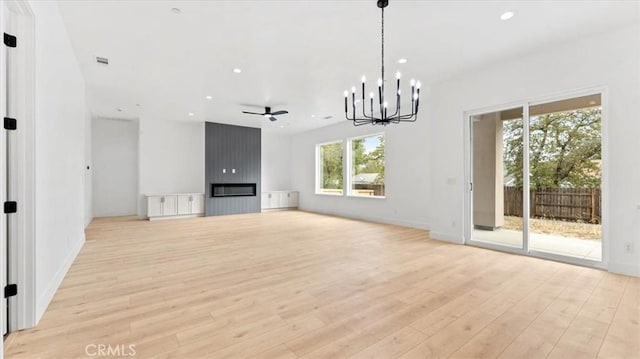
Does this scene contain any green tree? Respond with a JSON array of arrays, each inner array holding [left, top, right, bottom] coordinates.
[[352, 138, 366, 174], [321, 142, 343, 189], [504, 108, 601, 189], [364, 136, 385, 184]]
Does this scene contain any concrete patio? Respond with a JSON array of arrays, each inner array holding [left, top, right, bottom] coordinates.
[[473, 228, 602, 261]]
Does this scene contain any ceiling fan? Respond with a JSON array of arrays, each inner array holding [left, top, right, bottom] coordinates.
[[242, 106, 288, 122]]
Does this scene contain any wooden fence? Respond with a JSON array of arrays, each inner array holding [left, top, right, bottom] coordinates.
[[504, 187, 601, 223]]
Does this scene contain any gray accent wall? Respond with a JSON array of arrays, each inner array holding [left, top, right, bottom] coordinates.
[[205, 122, 261, 216]]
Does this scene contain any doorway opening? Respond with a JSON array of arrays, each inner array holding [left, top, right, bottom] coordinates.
[[467, 92, 604, 267]]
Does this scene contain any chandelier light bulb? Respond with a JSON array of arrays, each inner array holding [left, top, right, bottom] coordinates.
[[410, 79, 416, 86], [414, 93, 419, 100], [370, 92, 375, 99], [398, 89, 402, 95], [361, 75, 366, 83], [377, 78, 383, 87], [351, 86, 356, 93], [396, 71, 402, 79], [416, 81, 422, 89], [344, 90, 348, 97], [383, 101, 388, 108]]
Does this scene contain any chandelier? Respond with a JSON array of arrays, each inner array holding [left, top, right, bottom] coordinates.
[[344, 0, 420, 126]]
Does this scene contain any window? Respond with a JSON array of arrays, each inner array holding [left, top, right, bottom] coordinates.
[[317, 141, 344, 195], [350, 134, 385, 197]]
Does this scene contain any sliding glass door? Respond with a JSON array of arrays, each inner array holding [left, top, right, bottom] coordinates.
[[468, 93, 603, 266], [471, 106, 525, 250]]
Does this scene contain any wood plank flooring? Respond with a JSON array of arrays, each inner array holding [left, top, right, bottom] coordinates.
[[4, 211, 639, 358]]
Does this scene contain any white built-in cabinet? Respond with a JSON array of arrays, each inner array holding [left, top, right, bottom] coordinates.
[[147, 193, 204, 220], [261, 191, 298, 210]]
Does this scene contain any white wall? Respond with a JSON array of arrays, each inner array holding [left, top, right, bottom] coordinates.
[[92, 117, 138, 217], [290, 24, 640, 276], [261, 132, 292, 191], [138, 118, 204, 217], [427, 23, 640, 276], [291, 119, 430, 229], [29, 0, 88, 320]]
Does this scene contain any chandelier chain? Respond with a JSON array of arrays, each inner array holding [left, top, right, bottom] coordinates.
[[381, 6, 384, 91]]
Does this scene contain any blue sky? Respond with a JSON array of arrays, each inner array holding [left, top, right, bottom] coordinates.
[[363, 136, 380, 154]]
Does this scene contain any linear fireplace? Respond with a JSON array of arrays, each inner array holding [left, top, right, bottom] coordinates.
[[211, 183, 257, 197]]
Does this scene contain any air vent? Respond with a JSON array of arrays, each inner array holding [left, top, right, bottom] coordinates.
[[96, 56, 109, 65]]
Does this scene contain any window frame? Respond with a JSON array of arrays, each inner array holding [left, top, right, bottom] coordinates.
[[315, 140, 345, 196], [346, 132, 386, 199]]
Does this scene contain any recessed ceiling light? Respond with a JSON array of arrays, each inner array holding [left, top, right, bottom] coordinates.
[[188, 112, 195, 117], [171, 8, 181, 14], [233, 68, 242, 73], [398, 58, 407, 64], [500, 11, 514, 20], [311, 114, 316, 118], [205, 96, 213, 100]]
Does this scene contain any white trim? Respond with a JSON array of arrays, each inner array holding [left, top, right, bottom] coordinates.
[[3, 0, 36, 331], [148, 214, 203, 221], [608, 261, 640, 277], [299, 208, 429, 230], [522, 104, 530, 253], [430, 231, 464, 245], [35, 235, 84, 321], [345, 195, 386, 199]]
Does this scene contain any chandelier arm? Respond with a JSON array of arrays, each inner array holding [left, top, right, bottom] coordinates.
[[398, 113, 418, 121]]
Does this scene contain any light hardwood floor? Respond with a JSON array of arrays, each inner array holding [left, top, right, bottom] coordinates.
[[4, 211, 639, 358]]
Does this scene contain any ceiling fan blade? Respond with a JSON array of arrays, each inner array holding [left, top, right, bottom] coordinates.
[[242, 111, 265, 115], [268, 116, 278, 122], [270, 110, 288, 116]]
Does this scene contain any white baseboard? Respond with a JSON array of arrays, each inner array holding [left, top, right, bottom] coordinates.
[[148, 214, 204, 221], [299, 207, 429, 230], [35, 233, 85, 323], [430, 231, 464, 245], [608, 261, 640, 277]]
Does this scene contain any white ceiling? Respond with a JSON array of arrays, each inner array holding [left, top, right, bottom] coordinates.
[[57, 0, 639, 133]]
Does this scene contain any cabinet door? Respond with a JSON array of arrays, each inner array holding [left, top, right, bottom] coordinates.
[[191, 194, 204, 214], [177, 195, 191, 215], [267, 192, 278, 209], [261, 193, 270, 209], [278, 192, 289, 208], [147, 196, 163, 217], [163, 195, 178, 216]]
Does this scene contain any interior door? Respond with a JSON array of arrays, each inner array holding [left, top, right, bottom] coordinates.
[[2, 5, 15, 336]]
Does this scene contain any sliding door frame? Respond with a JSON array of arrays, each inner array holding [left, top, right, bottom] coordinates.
[[464, 86, 608, 270]]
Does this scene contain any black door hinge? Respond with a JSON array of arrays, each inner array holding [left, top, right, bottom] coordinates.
[[4, 284, 17, 298], [4, 201, 17, 214], [4, 117, 16, 130], [3, 33, 17, 48]]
